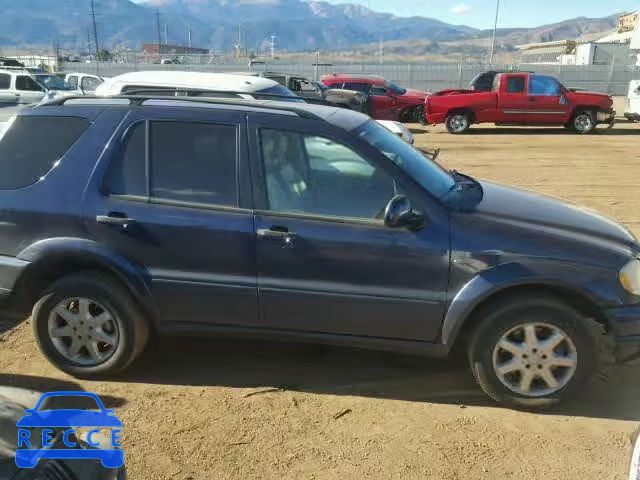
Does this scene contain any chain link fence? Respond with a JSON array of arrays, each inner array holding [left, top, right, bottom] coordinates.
[[60, 55, 640, 96]]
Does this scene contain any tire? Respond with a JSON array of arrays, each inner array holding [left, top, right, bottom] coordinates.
[[467, 294, 598, 409], [413, 105, 426, 123], [446, 112, 471, 134], [32, 271, 149, 378], [571, 110, 595, 134]]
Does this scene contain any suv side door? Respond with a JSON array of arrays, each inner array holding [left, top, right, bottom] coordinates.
[[248, 114, 450, 342], [14, 75, 46, 104], [0, 73, 13, 104], [82, 105, 258, 330]]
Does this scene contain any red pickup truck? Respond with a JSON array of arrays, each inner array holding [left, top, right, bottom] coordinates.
[[425, 73, 615, 134]]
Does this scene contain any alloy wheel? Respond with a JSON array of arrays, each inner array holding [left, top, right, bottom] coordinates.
[[492, 322, 578, 397], [47, 297, 120, 366]]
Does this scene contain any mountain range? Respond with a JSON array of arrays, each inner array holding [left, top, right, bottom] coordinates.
[[0, 0, 619, 58]]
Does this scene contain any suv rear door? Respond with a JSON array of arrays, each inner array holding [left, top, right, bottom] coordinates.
[[82, 105, 258, 330], [247, 114, 449, 342]]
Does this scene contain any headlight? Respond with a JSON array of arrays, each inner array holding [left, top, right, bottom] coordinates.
[[619, 259, 640, 294]]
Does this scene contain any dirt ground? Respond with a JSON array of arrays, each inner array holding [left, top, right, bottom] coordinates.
[[1, 106, 640, 479]]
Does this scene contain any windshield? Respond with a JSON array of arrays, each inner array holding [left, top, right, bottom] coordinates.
[[255, 84, 305, 103], [34, 74, 71, 91], [387, 82, 407, 95], [354, 120, 455, 199]]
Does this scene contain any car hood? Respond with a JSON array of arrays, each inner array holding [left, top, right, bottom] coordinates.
[[17, 410, 123, 428], [472, 180, 636, 247], [567, 90, 613, 104], [400, 89, 430, 99]]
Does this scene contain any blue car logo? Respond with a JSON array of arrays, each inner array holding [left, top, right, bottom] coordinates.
[[15, 391, 124, 469]]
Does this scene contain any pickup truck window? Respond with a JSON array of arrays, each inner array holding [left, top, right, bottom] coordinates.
[[505, 76, 526, 93], [528, 75, 561, 96]]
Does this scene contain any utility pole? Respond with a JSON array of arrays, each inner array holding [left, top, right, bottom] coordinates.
[[188, 26, 192, 48], [164, 24, 169, 45], [156, 9, 162, 47], [489, 0, 500, 64], [270, 35, 276, 59], [379, 36, 384, 65], [90, 0, 99, 59]]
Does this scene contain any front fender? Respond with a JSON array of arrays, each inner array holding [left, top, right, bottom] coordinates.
[[16, 237, 156, 320], [441, 261, 618, 346]]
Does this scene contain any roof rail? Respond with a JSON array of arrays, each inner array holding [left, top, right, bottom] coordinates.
[[116, 87, 306, 101], [41, 93, 323, 120], [0, 66, 29, 71]]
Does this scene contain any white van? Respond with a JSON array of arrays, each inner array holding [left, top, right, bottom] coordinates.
[[625, 80, 640, 122], [95, 71, 303, 102]]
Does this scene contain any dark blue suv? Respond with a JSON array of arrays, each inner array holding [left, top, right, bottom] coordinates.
[[0, 96, 639, 409]]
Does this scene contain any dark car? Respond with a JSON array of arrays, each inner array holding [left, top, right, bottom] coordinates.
[[0, 96, 639, 409]]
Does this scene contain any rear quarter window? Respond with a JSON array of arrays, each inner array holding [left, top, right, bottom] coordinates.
[[0, 116, 90, 189]]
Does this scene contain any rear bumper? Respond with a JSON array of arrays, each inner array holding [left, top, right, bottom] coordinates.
[[606, 304, 640, 362]]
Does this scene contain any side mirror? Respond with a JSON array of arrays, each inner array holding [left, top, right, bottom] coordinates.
[[384, 195, 424, 229]]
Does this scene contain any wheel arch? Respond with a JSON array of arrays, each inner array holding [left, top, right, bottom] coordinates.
[[442, 277, 609, 351], [14, 238, 157, 326], [446, 107, 475, 122]]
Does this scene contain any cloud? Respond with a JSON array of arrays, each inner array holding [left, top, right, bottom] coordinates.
[[450, 3, 472, 14]]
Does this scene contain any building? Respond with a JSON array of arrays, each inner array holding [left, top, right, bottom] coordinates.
[[142, 44, 209, 56], [618, 11, 639, 33], [516, 40, 577, 64]]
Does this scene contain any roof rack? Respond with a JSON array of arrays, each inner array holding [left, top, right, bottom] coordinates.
[[0, 66, 29, 71], [42, 92, 325, 120]]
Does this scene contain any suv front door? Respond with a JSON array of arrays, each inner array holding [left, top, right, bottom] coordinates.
[[83, 106, 258, 330], [14, 75, 46, 104], [248, 115, 449, 342]]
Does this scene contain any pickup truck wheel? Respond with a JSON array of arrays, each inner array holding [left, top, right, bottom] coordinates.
[[32, 271, 149, 378], [572, 111, 595, 134], [467, 295, 597, 409], [446, 112, 471, 134]]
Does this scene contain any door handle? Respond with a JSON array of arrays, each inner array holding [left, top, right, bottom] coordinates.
[[96, 214, 135, 230], [257, 227, 297, 245]]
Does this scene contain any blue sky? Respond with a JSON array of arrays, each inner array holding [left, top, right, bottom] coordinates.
[[328, 0, 638, 29]]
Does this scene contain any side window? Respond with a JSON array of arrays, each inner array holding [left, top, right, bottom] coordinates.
[[343, 82, 372, 94], [15, 76, 43, 92], [370, 85, 388, 96], [0, 116, 89, 189], [104, 123, 146, 197], [150, 122, 237, 206], [260, 129, 395, 220], [105, 121, 239, 207], [81, 76, 102, 92], [528, 75, 561, 96], [506, 76, 526, 93], [67, 76, 78, 89], [0, 74, 10, 90]]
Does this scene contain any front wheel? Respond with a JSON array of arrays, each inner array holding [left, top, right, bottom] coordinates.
[[445, 112, 471, 134], [571, 110, 595, 134], [467, 295, 597, 409]]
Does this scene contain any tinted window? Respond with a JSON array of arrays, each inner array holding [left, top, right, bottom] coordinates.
[[261, 129, 395, 219], [0, 74, 10, 90], [15, 76, 43, 92], [528, 75, 561, 96], [0, 116, 89, 189], [343, 82, 372, 94], [150, 122, 237, 206], [67, 76, 78, 89], [506, 76, 526, 93], [370, 86, 388, 96], [255, 84, 304, 103], [81, 76, 102, 92], [104, 122, 146, 197]]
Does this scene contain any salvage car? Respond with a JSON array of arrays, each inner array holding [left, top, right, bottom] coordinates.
[[1, 96, 639, 410], [426, 72, 615, 134], [322, 73, 430, 122], [65, 73, 106, 95]]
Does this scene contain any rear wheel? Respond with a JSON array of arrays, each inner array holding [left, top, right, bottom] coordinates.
[[467, 295, 598, 409], [571, 110, 595, 134], [32, 271, 149, 377], [446, 112, 471, 134]]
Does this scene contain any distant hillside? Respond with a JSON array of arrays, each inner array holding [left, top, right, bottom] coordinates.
[[0, 0, 620, 60]]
